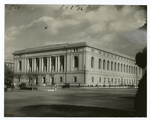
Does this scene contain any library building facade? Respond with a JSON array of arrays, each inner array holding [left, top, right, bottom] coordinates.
[[13, 42, 142, 87]]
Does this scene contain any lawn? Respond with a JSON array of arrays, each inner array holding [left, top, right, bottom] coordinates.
[[4, 87, 138, 117]]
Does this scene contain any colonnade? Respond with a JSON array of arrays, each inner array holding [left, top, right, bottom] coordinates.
[[16, 56, 65, 73]]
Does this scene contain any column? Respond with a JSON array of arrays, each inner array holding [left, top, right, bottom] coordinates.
[[39, 58, 41, 72], [32, 59, 33, 72], [17, 59, 19, 72], [27, 59, 29, 72], [41, 57, 43, 72], [64, 55, 66, 71], [47, 57, 49, 72], [34, 58, 36, 72], [49, 57, 51, 72], [24, 58, 26, 73], [67, 54, 70, 71], [58, 56, 60, 72], [55, 56, 57, 72]]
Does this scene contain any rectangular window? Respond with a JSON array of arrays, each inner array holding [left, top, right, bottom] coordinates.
[[92, 77, 94, 82], [73, 77, 77, 82], [60, 77, 63, 82]]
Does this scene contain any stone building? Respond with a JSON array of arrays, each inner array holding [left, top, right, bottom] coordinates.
[[13, 42, 142, 87]]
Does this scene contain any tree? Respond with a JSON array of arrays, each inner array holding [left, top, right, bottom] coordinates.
[[4, 65, 13, 85], [26, 73, 38, 91], [134, 47, 147, 117], [13, 74, 23, 83], [135, 47, 147, 69]]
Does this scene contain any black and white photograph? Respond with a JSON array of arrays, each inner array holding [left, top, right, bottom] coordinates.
[[4, 3, 147, 117]]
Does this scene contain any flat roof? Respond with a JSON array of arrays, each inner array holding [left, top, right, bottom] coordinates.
[[12, 42, 134, 60]]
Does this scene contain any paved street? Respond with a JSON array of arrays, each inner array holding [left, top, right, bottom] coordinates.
[[4, 87, 137, 117]]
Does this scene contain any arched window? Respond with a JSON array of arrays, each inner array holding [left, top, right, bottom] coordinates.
[[74, 56, 78, 67], [126, 65, 128, 73], [99, 59, 101, 69], [111, 61, 113, 71], [121, 64, 123, 72], [124, 64, 125, 73], [129, 66, 130, 73], [19, 61, 22, 71], [107, 61, 109, 70], [103, 60, 105, 70], [91, 57, 94, 68], [114, 62, 116, 71], [118, 63, 120, 72]]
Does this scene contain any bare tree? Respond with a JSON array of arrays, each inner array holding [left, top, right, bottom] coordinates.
[[5, 65, 13, 85], [13, 74, 22, 82], [26, 73, 38, 91]]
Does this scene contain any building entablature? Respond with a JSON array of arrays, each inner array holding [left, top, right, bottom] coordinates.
[[13, 42, 134, 61]]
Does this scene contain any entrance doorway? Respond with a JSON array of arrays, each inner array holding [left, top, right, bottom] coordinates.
[[43, 77, 46, 84], [35, 77, 38, 85], [51, 77, 54, 85]]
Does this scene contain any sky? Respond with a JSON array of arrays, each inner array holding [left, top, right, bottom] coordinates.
[[5, 5, 147, 61]]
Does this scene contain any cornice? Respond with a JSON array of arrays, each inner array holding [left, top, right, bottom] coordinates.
[[12, 42, 134, 60]]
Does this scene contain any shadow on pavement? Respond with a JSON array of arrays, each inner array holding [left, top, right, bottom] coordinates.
[[119, 97, 135, 100], [17, 104, 138, 117]]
